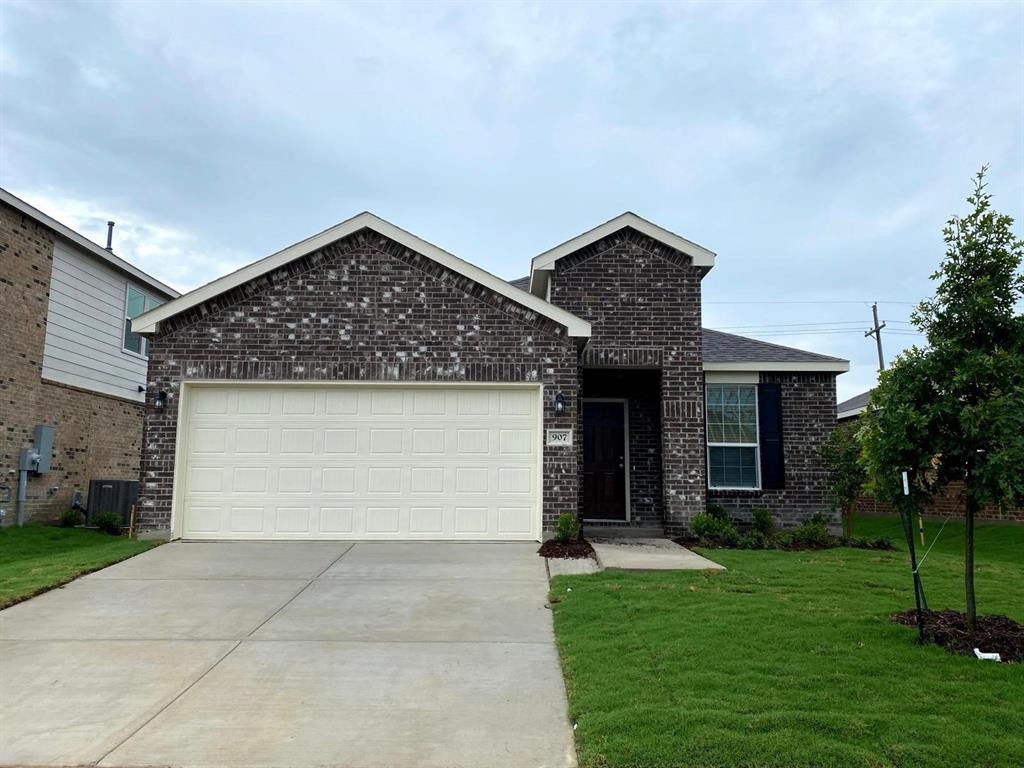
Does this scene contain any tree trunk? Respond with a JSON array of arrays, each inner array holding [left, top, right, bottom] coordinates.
[[964, 483, 977, 635]]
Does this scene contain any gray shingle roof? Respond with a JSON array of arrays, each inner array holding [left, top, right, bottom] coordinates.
[[837, 389, 873, 416], [508, 275, 531, 291], [702, 328, 847, 365]]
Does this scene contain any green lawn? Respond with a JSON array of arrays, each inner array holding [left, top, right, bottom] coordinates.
[[551, 515, 1024, 768], [0, 526, 159, 608]]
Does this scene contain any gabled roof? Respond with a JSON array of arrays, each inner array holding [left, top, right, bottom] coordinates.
[[703, 329, 849, 372], [837, 389, 873, 419], [528, 212, 716, 297], [0, 187, 179, 299], [133, 212, 592, 338]]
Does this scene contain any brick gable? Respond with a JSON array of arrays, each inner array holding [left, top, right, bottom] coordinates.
[[138, 229, 580, 532], [549, 227, 706, 533]]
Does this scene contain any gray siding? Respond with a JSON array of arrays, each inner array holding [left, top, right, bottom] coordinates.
[[42, 241, 149, 401]]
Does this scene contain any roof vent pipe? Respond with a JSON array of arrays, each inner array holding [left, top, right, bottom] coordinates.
[[105, 221, 115, 251]]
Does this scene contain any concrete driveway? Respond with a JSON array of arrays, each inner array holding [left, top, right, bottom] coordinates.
[[0, 541, 576, 768]]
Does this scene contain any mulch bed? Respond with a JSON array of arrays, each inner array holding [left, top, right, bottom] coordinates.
[[673, 535, 895, 552], [538, 537, 596, 560], [891, 609, 1024, 663]]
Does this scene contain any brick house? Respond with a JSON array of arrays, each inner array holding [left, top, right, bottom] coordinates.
[[131, 212, 848, 540], [0, 190, 178, 525]]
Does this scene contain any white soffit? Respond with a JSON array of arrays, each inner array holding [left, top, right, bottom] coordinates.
[[838, 405, 868, 419], [529, 212, 716, 290], [703, 361, 851, 373], [133, 212, 591, 338]]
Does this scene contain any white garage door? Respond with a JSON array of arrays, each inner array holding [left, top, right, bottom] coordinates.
[[177, 384, 541, 540]]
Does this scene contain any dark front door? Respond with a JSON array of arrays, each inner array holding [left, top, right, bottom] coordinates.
[[582, 400, 627, 520]]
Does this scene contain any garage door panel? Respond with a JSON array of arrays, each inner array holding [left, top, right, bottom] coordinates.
[[180, 386, 540, 540]]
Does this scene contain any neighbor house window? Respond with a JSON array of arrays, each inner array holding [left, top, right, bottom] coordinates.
[[706, 384, 760, 489], [123, 285, 163, 356]]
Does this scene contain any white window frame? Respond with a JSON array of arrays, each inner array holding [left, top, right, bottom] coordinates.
[[706, 383, 761, 491], [123, 283, 161, 359]]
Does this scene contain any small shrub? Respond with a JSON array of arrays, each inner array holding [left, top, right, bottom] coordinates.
[[58, 508, 81, 528], [777, 517, 836, 549], [705, 503, 728, 521], [737, 530, 770, 549], [93, 511, 123, 536], [692, 512, 739, 547], [751, 507, 775, 537], [553, 512, 581, 543]]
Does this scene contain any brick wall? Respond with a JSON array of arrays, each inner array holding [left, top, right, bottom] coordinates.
[[853, 484, 1023, 522], [138, 228, 580, 533], [548, 227, 705, 535], [708, 372, 839, 528], [0, 202, 145, 524]]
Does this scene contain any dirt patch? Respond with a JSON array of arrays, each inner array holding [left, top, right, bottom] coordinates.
[[538, 538, 596, 560], [891, 609, 1024, 663]]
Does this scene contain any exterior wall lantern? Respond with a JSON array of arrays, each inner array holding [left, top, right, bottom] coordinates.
[[553, 392, 566, 414], [154, 390, 168, 410]]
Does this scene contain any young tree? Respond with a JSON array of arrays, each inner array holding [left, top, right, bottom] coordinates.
[[819, 422, 866, 538], [863, 166, 1024, 634], [860, 348, 942, 639]]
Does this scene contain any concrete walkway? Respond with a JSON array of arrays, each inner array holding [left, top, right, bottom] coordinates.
[[591, 538, 726, 570], [0, 541, 577, 768]]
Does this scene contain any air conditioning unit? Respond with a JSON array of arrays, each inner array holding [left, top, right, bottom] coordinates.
[[85, 480, 139, 526]]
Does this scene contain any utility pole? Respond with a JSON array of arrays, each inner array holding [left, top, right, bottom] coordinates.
[[865, 302, 886, 371]]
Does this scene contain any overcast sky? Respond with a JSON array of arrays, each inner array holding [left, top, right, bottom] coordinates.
[[2, 1, 1021, 401]]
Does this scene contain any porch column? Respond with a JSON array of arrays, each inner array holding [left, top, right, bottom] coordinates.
[[660, 365, 706, 535]]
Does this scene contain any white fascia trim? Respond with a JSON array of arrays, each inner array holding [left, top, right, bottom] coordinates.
[[133, 211, 591, 338], [0, 188, 180, 299], [837, 406, 867, 420], [530, 212, 716, 273], [704, 361, 850, 373]]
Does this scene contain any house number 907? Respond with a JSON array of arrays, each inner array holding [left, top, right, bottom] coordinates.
[[546, 429, 573, 447]]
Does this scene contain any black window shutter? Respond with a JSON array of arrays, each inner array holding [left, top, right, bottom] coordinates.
[[758, 383, 785, 489]]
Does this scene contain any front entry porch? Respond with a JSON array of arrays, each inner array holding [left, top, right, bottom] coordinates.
[[579, 369, 664, 534]]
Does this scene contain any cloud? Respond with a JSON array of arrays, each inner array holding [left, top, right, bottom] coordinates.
[[14, 189, 251, 293], [1, 0, 1020, 403]]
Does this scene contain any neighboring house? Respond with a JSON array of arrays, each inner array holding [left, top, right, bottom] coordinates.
[[839, 388, 1022, 522], [0, 189, 179, 524], [837, 389, 872, 422], [131, 212, 848, 541]]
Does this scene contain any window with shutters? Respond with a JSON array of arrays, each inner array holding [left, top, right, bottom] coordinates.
[[706, 383, 760, 489]]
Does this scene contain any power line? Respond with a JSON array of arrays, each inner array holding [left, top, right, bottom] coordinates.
[[710, 320, 867, 330], [707, 328, 926, 339], [709, 329, 868, 337], [704, 299, 919, 305]]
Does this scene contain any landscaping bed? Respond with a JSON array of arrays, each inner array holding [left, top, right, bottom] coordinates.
[[0, 526, 159, 609], [539, 512, 596, 560], [892, 608, 1024, 663], [676, 504, 895, 552], [538, 536, 595, 559]]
